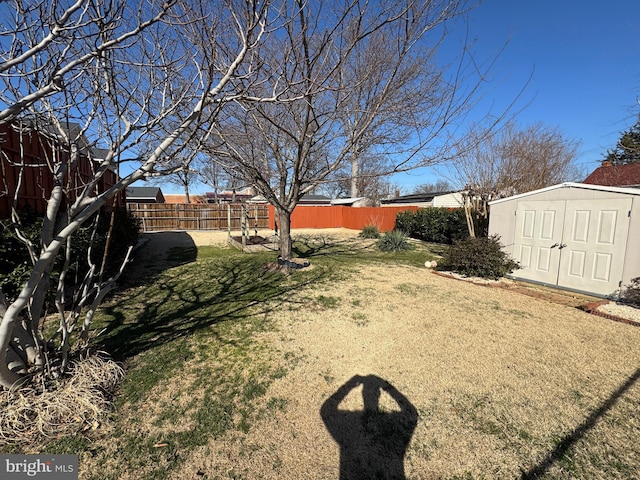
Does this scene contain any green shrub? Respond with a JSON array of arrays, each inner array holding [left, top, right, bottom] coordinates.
[[0, 212, 43, 302], [438, 235, 519, 279], [359, 224, 381, 239], [0, 208, 140, 303], [394, 210, 415, 235], [620, 277, 640, 307], [395, 208, 468, 244], [377, 230, 412, 252]]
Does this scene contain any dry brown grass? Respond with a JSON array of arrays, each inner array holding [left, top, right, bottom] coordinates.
[[172, 262, 640, 479], [57, 229, 640, 479], [0, 353, 123, 451]]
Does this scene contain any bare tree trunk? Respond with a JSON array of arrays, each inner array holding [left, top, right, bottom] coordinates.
[[350, 152, 359, 198], [276, 207, 293, 261]]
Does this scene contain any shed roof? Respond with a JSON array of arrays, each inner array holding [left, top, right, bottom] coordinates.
[[489, 182, 640, 206], [126, 186, 164, 200], [330, 197, 367, 205]]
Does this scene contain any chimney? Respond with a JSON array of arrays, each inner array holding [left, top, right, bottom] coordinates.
[[601, 160, 612, 167]]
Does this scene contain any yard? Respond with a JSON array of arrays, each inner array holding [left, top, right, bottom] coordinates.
[[43, 229, 640, 479]]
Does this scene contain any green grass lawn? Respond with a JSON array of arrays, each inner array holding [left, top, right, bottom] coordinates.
[[37, 237, 437, 479], [22, 235, 640, 480]]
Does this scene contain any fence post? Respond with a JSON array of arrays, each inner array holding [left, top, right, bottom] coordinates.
[[241, 204, 247, 250]]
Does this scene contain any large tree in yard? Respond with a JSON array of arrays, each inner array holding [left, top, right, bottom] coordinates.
[[206, 0, 503, 261], [0, 0, 275, 390]]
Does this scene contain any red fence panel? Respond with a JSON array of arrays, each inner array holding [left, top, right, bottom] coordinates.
[[268, 205, 419, 232], [342, 206, 418, 231]]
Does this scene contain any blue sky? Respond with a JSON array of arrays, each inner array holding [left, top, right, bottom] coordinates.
[[152, 0, 640, 195], [394, 0, 640, 192]]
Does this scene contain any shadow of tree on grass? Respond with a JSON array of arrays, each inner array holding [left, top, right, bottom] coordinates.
[[98, 253, 329, 361], [121, 231, 199, 288], [292, 235, 378, 260], [520, 367, 640, 479]]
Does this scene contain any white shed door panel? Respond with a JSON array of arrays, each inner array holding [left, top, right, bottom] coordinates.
[[513, 201, 565, 284], [512, 198, 631, 296], [557, 199, 631, 295]]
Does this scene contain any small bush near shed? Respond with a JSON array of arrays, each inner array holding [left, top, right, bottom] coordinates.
[[620, 277, 640, 307], [359, 224, 381, 239], [438, 235, 519, 280], [377, 230, 412, 252]]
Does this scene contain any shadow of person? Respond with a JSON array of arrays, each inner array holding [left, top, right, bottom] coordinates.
[[321, 375, 418, 480]]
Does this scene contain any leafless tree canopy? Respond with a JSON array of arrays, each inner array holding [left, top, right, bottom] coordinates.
[[204, 0, 499, 259], [446, 121, 580, 237], [0, 0, 275, 390], [449, 121, 581, 197], [0, 0, 506, 390]]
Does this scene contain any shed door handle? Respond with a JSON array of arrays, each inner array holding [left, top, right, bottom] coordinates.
[[558, 243, 567, 249], [550, 243, 559, 248]]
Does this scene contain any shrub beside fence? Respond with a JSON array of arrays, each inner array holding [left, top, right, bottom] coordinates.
[[395, 207, 468, 244]]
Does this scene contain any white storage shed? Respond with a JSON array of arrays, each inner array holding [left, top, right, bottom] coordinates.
[[488, 182, 640, 297]]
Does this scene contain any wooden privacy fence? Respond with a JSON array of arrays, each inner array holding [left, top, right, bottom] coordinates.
[[128, 203, 419, 233], [269, 205, 419, 232], [128, 203, 270, 232]]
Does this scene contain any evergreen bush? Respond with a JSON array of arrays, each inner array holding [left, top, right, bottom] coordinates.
[[395, 208, 468, 244], [0, 208, 140, 302], [438, 235, 519, 279], [620, 277, 640, 307]]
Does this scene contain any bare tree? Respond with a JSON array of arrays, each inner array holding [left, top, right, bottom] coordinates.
[[0, 0, 274, 390], [448, 121, 581, 236], [197, 153, 243, 203], [412, 179, 454, 194], [319, 155, 402, 205], [207, 0, 501, 261]]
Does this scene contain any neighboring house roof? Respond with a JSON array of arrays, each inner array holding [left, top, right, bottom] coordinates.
[[583, 162, 640, 187], [125, 186, 165, 203], [381, 191, 462, 207], [41, 122, 111, 161], [298, 194, 332, 205], [330, 197, 369, 206], [489, 182, 640, 206]]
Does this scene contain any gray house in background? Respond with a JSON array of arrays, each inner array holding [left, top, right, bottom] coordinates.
[[125, 186, 165, 204], [381, 191, 463, 208], [489, 182, 640, 298]]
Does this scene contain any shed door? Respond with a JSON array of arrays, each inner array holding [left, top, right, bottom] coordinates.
[[513, 201, 566, 285], [557, 199, 631, 295], [513, 198, 631, 296]]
